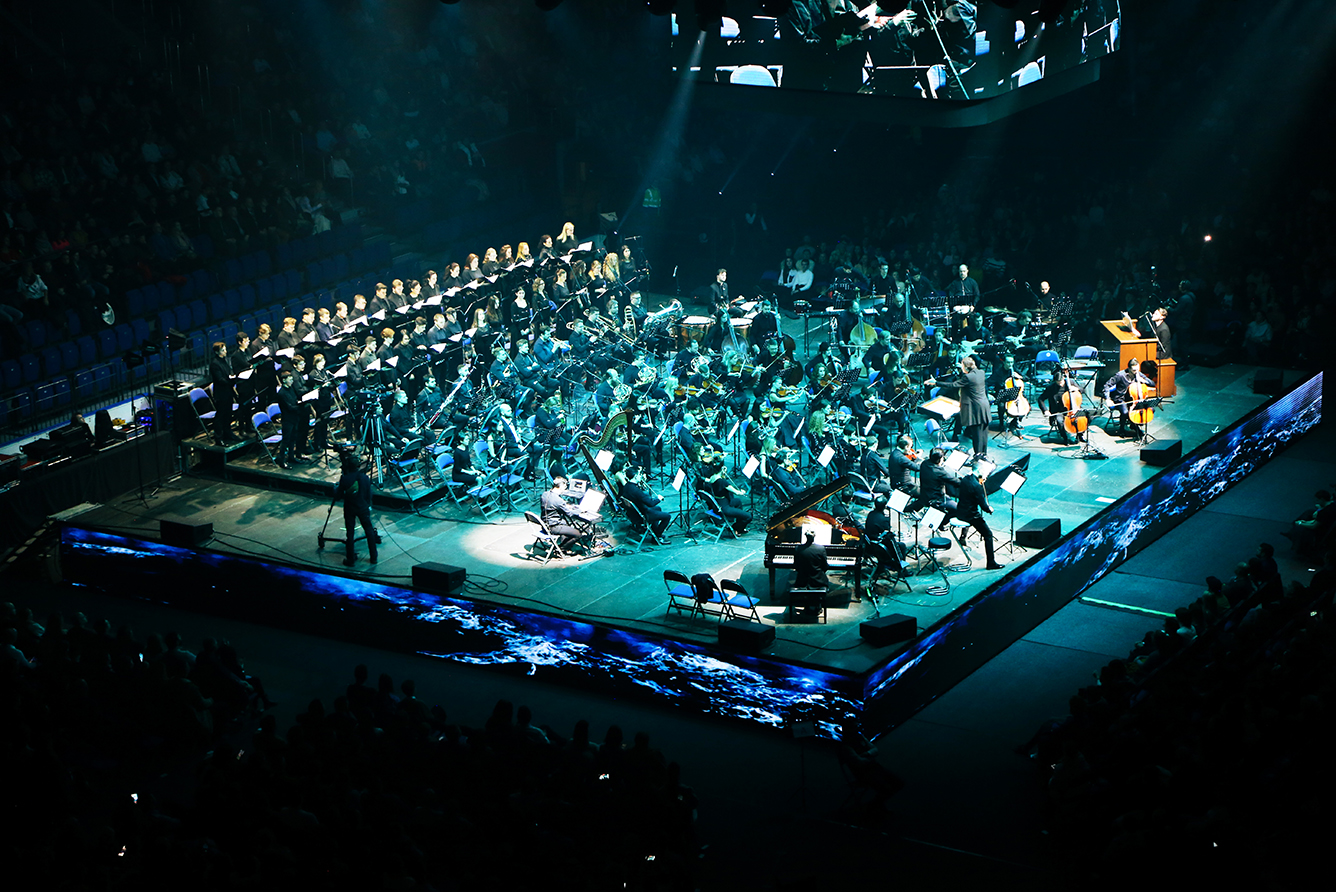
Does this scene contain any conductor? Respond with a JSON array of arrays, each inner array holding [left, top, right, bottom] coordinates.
[[334, 453, 378, 567]]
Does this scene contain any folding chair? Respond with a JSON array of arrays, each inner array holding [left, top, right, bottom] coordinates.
[[467, 440, 502, 519], [664, 570, 696, 617], [620, 497, 663, 552], [720, 578, 761, 623], [525, 511, 567, 564], [251, 411, 283, 464], [694, 490, 734, 542], [188, 387, 216, 436], [690, 573, 731, 622], [847, 472, 877, 509], [496, 452, 529, 512]]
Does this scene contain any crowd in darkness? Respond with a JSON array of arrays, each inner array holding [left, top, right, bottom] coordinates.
[[1015, 506, 1336, 884], [0, 608, 699, 890]]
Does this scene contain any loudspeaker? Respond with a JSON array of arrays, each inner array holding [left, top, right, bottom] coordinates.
[[1140, 439, 1182, 465], [159, 517, 213, 548], [1253, 368, 1283, 395], [718, 619, 775, 652], [412, 562, 466, 594], [860, 613, 916, 648], [1016, 518, 1061, 548]]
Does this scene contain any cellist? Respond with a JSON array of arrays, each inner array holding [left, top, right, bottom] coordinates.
[[1103, 358, 1155, 439]]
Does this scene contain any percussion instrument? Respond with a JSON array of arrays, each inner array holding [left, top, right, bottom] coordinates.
[[677, 315, 715, 348], [729, 316, 753, 341]]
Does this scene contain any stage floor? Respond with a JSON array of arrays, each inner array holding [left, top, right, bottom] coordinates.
[[65, 360, 1286, 677]]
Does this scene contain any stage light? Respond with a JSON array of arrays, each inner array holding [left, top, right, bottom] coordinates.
[[694, 0, 725, 32], [1204, 234, 1212, 242]]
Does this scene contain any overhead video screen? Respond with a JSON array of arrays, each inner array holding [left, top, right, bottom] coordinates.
[[674, 1, 1121, 101]]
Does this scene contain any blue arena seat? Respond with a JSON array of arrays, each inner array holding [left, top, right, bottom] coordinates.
[[238, 284, 257, 311], [1, 359, 20, 392], [60, 341, 80, 372], [76, 335, 97, 366], [24, 319, 47, 350], [20, 353, 40, 383], [188, 299, 209, 329], [53, 376, 71, 408], [74, 369, 95, 400], [285, 269, 302, 297], [131, 318, 151, 347], [208, 293, 228, 323], [92, 363, 112, 394], [156, 280, 176, 309], [126, 288, 147, 318], [41, 345, 63, 378], [225, 258, 244, 286], [64, 309, 81, 338]]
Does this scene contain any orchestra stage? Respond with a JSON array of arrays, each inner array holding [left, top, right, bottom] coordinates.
[[61, 360, 1283, 678]]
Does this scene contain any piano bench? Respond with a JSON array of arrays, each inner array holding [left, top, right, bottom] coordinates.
[[788, 587, 828, 624]]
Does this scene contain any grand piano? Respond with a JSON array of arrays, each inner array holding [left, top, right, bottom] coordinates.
[[764, 475, 864, 601]]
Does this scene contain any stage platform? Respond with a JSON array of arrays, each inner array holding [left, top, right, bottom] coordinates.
[[63, 362, 1294, 683]]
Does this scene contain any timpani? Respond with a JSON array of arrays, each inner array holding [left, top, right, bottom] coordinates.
[[678, 315, 714, 347]]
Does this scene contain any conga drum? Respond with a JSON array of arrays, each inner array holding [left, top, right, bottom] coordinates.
[[678, 315, 714, 348]]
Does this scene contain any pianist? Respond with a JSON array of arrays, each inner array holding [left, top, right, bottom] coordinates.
[[541, 476, 592, 552], [794, 530, 830, 591]]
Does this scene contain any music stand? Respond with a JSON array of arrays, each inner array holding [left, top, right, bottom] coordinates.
[[996, 469, 1027, 555]]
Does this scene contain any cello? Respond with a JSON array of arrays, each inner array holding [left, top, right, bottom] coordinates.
[[1059, 368, 1087, 439], [1127, 376, 1154, 429], [1004, 371, 1030, 419]]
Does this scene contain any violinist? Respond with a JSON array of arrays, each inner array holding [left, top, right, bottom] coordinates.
[[766, 440, 804, 500], [1103, 357, 1154, 438], [860, 434, 892, 494], [887, 435, 919, 493], [916, 447, 960, 515], [696, 447, 751, 535]]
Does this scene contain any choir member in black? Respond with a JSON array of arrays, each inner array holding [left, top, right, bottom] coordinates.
[[423, 269, 441, 298], [406, 279, 423, 307], [946, 264, 980, 308], [541, 476, 588, 551], [368, 282, 390, 316], [537, 234, 556, 262], [426, 312, 452, 347], [442, 262, 464, 290], [463, 254, 483, 282], [696, 449, 752, 535], [315, 308, 336, 344], [916, 447, 959, 514], [887, 435, 918, 494], [209, 341, 239, 445], [374, 326, 399, 387], [617, 466, 671, 540], [350, 293, 369, 321], [230, 331, 258, 417], [388, 278, 409, 310], [555, 221, 579, 254], [276, 316, 300, 350], [1103, 357, 1154, 438], [295, 307, 316, 342], [307, 352, 335, 455], [413, 375, 442, 427], [930, 355, 991, 458], [480, 248, 500, 277], [275, 369, 311, 468], [956, 463, 1004, 570], [332, 301, 350, 332], [334, 452, 377, 567]]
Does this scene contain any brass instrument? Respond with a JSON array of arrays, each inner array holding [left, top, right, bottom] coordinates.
[[644, 299, 683, 324], [623, 304, 637, 338]]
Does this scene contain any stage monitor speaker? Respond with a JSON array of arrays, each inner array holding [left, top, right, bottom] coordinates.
[[1016, 518, 1061, 549], [1140, 439, 1182, 466], [718, 619, 775, 652], [412, 562, 466, 595], [159, 517, 213, 548], [1253, 368, 1283, 395], [860, 613, 916, 648]]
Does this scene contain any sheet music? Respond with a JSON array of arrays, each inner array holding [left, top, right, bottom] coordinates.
[[301, 331, 317, 343], [276, 347, 296, 359], [943, 449, 968, 473], [333, 366, 347, 378], [594, 449, 614, 471], [236, 369, 253, 380], [1001, 470, 1025, 496], [742, 455, 759, 478], [672, 469, 685, 491], [726, 420, 740, 443], [817, 445, 835, 467], [300, 389, 318, 403], [888, 489, 911, 514]]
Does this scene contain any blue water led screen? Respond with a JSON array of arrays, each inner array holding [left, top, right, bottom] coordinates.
[[860, 371, 1323, 732]]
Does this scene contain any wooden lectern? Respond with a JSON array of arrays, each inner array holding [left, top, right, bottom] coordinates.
[[1099, 320, 1176, 397]]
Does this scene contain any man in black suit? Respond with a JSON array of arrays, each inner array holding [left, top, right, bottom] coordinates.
[[794, 530, 829, 590], [540, 476, 588, 552], [915, 447, 959, 514], [619, 466, 670, 540], [709, 268, 730, 306], [334, 452, 377, 567], [932, 355, 991, 457], [208, 341, 239, 445], [956, 463, 1003, 570], [946, 263, 980, 308], [887, 435, 918, 494]]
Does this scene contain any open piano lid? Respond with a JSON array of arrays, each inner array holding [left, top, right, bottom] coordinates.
[[766, 475, 852, 532]]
